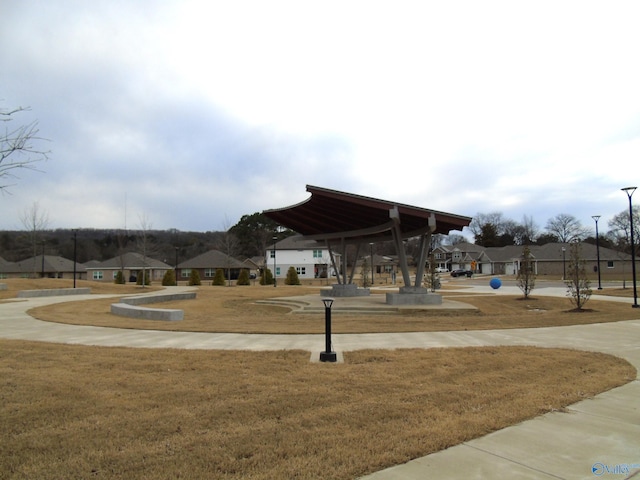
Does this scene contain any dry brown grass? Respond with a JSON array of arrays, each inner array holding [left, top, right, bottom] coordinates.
[[0, 278, 161, 301], [25, 282, 640, 334], [0, 340, 635, 480]]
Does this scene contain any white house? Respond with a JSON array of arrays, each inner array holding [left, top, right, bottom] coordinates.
[[266, 235, 338, 281]]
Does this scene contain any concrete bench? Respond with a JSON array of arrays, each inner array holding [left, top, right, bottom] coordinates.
[[110, 291, 196, 321], [17, 287, 92, 298], [110, 303, 184, 321]]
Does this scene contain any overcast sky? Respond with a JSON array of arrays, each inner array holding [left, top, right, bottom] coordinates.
[[2, 1, 639, 238]]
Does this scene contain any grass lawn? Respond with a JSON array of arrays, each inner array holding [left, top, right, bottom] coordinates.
[[0, 278, 637, 479]]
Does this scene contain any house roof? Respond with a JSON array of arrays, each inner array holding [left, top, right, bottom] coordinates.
[[177, 250, 246, 269], [88, 252, 172, 270], [263, 185, 472, 244], [274, 235, 326, 250], [0, 255, 86, 274]]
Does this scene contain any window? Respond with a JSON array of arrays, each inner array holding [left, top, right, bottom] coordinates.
[[435, 253, 442, 259], [204, 268, 215, 278], [93, 271, 103, 280], [181, 269, 191, 278], [296, 267, 306, 275], [607, 261, 614, 268], [313, 249, 323, 258], [270, 250, 275, 258], [275, 267, 280, 276]]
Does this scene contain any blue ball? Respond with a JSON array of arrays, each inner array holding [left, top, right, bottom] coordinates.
[[490, 278, 502, 289]]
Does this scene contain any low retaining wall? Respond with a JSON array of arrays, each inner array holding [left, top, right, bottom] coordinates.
[[110, 291, 196, 321], [17, 287, 92, 298], [110, 303, 184, 321]]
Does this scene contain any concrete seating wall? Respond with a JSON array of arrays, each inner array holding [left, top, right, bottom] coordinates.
[[110, 291, 196, 322], [17, 287, 92, 298]]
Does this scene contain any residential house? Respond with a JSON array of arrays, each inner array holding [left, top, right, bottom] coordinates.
[[432, 242, 634, 278], [267, 235, 338, 281], [0, 255, 87, 280], [177, 250, 247, 281], [85, 252, 172, 282]]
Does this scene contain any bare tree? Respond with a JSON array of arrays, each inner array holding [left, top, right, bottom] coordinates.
[[516, 245, 536, 299], [137, 214, 156, 287], [565, 241, 592, 310], [468, 212, 505, 240], [607, 206, 640, 256], [1, 105, 49, 191], [545, 214, 589, 242], [19, 201, 50, 277], [218, 216, 241, 286]]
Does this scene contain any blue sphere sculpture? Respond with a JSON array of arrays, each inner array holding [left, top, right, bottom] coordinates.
[[489, 278, 502, 289]]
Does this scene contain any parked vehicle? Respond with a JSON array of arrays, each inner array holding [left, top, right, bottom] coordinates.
[[450, 269, 473, 278]]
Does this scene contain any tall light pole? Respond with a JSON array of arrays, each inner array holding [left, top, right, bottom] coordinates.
[[174, 247, 179, 286], [369, 242, 374, 286], [272, 235, 277, 287], [621, 187, 638, 308], [592, 215, 602, 290], [73, 229, 77, 288], [562, 246, 566, 280], [41, 240, 45, 278]]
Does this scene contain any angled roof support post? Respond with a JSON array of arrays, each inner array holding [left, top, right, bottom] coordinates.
[[390, 208, 412, 286], [326, 240, 342, 284], [413, 214, 436, 287]]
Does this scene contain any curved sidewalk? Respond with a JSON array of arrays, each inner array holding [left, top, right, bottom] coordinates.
[[1, 286, 639, 479]]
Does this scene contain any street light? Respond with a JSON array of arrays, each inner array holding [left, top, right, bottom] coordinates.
[[41, 240, 45, 278], [272, 235, 277, 287], [562, 246, 566, 280], [319, 298, 337, 362], [369, 242, 374, 286], [621, 187, 638, 308], [73, 229, 77, 288], [592, 215, 602, 290], [174, 247, 179, 286]]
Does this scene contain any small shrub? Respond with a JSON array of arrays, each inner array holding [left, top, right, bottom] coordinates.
[[114, 271, 125, 285], [285, 266, 301, 285], [212, 269, 226, 286], [188, 269, 201, 286], [236, 269, 250, 286], [162, 270, 176, 286]]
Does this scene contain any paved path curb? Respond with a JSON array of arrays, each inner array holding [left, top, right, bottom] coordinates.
[[1, 285, 639, 479]]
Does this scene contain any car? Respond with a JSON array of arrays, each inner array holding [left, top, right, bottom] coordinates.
[[450, 269, 473, 278], [434, 267, 447, 273]]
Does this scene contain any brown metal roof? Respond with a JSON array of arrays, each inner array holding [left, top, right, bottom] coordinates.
[[263, 185, 472, 243]]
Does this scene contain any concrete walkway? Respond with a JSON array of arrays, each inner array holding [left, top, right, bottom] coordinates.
[[1, 285, 639, 479]]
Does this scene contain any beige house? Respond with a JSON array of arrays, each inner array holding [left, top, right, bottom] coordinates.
[[0, 255, 87, 280], [85, 252, 172, 282]]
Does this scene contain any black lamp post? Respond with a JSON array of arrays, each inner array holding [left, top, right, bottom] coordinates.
[[369, 242, 374, 286], [562, 246, 566, 280], [319, 297, 337, 362], [622, 187, 638, 308], [73, 229, 77, 288], [41, 241, 45, 278], [174, 247, 179, 286], [272, 235, 277, 287], [592, 215, 602, 290]]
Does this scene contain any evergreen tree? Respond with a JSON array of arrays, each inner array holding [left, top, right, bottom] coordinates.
[[361, 258, 371, 288], [260, 268, 274, 285], [162, 269, 176, 286], [188, 269, 201, 286], [285, 266, 301, 285], [212, 268, 226, 286], [114, 270, 125, 285], [236, 269, 250, 286]]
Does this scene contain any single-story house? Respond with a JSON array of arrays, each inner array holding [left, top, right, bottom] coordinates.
[[0, 254, 87, 280], [432, 242, 634, 278], [85, 252, 172, 282], [177, 250, 247, 281]]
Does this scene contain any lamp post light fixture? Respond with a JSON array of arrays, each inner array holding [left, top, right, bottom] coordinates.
[[621, 187, 638, 308], [562, 246, 566, 280], [272, 235, 277, 287], [592, 215, 602, 290], [319, 297, 337, 362]]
